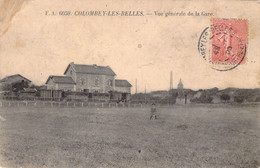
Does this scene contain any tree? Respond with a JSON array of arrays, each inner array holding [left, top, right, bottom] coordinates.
[[12, 81, 29, 91], [220, 94, 230, 103]]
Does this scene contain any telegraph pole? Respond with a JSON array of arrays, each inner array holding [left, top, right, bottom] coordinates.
[[135, 79, 137, 94], [144, 85, 146, 104], [169, 71, 173, 106]]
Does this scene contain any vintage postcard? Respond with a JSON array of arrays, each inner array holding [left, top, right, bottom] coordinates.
[[0, 0, 259, 167]]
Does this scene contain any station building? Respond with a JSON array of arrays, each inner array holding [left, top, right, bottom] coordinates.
[[45, 62, 132, 101]]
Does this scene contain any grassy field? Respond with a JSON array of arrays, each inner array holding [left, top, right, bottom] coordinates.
[[0, 104, 259, 168]]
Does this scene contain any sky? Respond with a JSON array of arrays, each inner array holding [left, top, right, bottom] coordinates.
[[0, 0, 259, 93]]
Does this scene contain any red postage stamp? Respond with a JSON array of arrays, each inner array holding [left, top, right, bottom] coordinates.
[[198, 19, 247, 71], [211, 19, 247, 65]]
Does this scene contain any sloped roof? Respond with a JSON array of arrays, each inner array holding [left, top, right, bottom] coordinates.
[[64, 63, 116, 76], [45, 76, 75, 84], [115, 79, 132, 87], [0, 74, 31, 83]]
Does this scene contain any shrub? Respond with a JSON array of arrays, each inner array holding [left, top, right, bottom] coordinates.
[[255, 96, 260, 102], [190, 94, 213, 104], [220, 94, 230, 103], [234, 96, 244, 103]]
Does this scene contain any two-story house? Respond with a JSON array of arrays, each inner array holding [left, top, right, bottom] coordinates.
[[64, 62, 116, 93]]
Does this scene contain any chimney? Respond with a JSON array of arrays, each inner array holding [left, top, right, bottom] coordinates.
[[93, 64, 97, 68], [70, 62, 74, 65]]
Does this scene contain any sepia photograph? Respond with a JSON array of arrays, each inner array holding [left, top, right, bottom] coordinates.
[[0, 0, 259, 167]]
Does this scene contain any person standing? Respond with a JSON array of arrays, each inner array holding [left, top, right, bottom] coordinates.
[[150, 103, 157, 120]]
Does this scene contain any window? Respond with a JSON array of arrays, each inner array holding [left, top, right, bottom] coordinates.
[[80, 78, 84, 85], [107, 79, 113, 86], [95, 78, 99, 86]]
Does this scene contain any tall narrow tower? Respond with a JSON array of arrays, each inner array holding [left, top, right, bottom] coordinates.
[[170, 71, 173, 91]]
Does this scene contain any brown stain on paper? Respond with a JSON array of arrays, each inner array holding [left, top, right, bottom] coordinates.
[[15, 37, 26, 48], [0, 0, 32, 37]]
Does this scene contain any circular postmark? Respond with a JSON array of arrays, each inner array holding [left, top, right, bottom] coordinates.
[[198, 19, 247, 71]]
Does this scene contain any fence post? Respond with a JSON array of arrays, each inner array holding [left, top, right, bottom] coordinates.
[[59, 102, 61, 107], [74, 102, 75, 107], [109, 103, 110, 108], [82, 102, 84, 107], [34, 102, 37, 107], [67, 102, 69, 107], [51, 102, 53, 107], [9, 102, 11, 107], [102, 103, 103, 108], [17, 102, 20, 107], [25, 101, 28, 107]]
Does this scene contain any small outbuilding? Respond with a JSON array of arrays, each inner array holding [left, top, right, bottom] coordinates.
[[114, 79, 132, 101], [45, 75, 76, 91], [0, 74, 32, 90]]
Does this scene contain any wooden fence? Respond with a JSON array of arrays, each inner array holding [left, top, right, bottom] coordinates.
[[0, 100, 169, 108]]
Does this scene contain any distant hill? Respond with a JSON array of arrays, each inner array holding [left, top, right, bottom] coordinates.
[[131, 88, 260, 104]]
